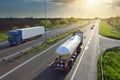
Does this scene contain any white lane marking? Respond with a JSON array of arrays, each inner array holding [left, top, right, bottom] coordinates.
[[87, 41, 90, 45], [70, 29, 95, 80], [70, 42, 89, 80], [0, 36, 70, 80], [85, 46, 88, 50], [48, 61, 55, 67]]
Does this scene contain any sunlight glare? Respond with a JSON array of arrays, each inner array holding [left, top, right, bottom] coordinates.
[[88, 0, 95, 5]]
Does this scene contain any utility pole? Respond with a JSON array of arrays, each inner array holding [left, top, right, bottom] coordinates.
[[44, 0, 47, 42]]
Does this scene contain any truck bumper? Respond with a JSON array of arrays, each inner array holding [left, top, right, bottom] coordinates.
[[51, 62, 70, 72]]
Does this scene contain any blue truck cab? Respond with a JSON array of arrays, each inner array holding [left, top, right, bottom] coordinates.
[[8, 30, 22, 45]]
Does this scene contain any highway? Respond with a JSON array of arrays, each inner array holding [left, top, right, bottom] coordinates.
[[0, 22, 89, 59], [1, 20, 119, 80], [0, 20, 98, 80]]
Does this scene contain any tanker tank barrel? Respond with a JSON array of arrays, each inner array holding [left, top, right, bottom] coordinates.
[[56, 30, 83, 57]]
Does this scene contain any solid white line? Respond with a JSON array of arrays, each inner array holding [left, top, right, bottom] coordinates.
[[70, 41, 86, 80], [0, 36, 70, 80], [70, 29, 95, 80], [87, 41, 90, 45], [70, 42, 88, 80], [85, 46, 88, 50], [48, 61, 55, 67]]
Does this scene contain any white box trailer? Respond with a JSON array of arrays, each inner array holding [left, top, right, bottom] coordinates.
[[8, 26, 45, 45], [20, 26, 45, 39]]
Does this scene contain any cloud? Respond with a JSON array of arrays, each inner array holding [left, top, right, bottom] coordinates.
[[25, 0, 42, 2], [50, 0, 79, 5], [111, 0, 120, 8], [104, 0, 120, 8]]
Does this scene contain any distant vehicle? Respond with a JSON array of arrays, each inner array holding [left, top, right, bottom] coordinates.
[[91, 27, 93, 29], [51, 30, 83, 71], [8, 26, 45, 46], [91, 25, 95, 29]]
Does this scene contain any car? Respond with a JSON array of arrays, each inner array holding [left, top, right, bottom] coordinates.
[[91, 25, 95, 29], [91, 27, 93, 29]]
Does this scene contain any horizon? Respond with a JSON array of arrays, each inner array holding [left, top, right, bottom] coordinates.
[[0, 16, 119, 19], [0, 0, 120, 18]]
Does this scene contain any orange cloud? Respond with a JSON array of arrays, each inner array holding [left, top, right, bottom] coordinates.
[[112, 0, 120, 8]]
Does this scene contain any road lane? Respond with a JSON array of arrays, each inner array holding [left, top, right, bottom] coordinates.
[[69, 21, 99, 80], [70, 27, 95, 80]]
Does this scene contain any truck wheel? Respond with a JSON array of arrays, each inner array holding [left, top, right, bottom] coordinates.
[[77, 48, 81, 55], [71, 55, 76, 62], [68, 60, 73, 69]]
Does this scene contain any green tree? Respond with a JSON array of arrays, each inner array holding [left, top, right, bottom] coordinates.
[[11, 26, 19, 30], [39, 20, 51, 28], [55, 20, 60, 25], [46, 20, 51, 27], [40, 20, 45, 26], [59, 18, 69, 25], [69, 17, 79, 24], [24, 25, 30, 28]]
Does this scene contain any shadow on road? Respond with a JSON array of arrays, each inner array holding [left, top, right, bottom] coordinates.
[[33, 67, 69, 80], [0, 43, 10, 50]]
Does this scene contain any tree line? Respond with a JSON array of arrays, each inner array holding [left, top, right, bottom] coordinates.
[[105, 17, 120, 31], [9, 17, 81, 30]]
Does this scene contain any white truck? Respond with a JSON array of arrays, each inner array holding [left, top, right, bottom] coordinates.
[[8, 26, 45, 45]]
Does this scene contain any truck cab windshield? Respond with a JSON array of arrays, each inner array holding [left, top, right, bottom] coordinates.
[[8, 35, 16, 39]]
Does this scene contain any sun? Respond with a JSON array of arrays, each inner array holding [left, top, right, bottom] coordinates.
[[87, 0, 95, 5]]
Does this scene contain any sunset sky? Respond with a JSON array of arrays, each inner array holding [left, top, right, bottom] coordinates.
[[0, 0, 120, 18]]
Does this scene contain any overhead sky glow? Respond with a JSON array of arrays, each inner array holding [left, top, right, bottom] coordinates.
[[0, 0, 120, 18], [87, 0, 95, 5]]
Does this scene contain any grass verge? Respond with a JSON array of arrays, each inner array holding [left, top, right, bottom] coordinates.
[[98, 53, 102, 80], [46, 24, 68, 30], [99, 21, 120, 39], [0, 32, 8, 42], [98, 48, 120, 80]]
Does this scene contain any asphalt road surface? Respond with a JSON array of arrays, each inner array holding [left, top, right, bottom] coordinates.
[[68, 21, 99, 80], [99, 35, 120, 51], [0, 20, 98, 80], [0, 21, 89, 59]]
